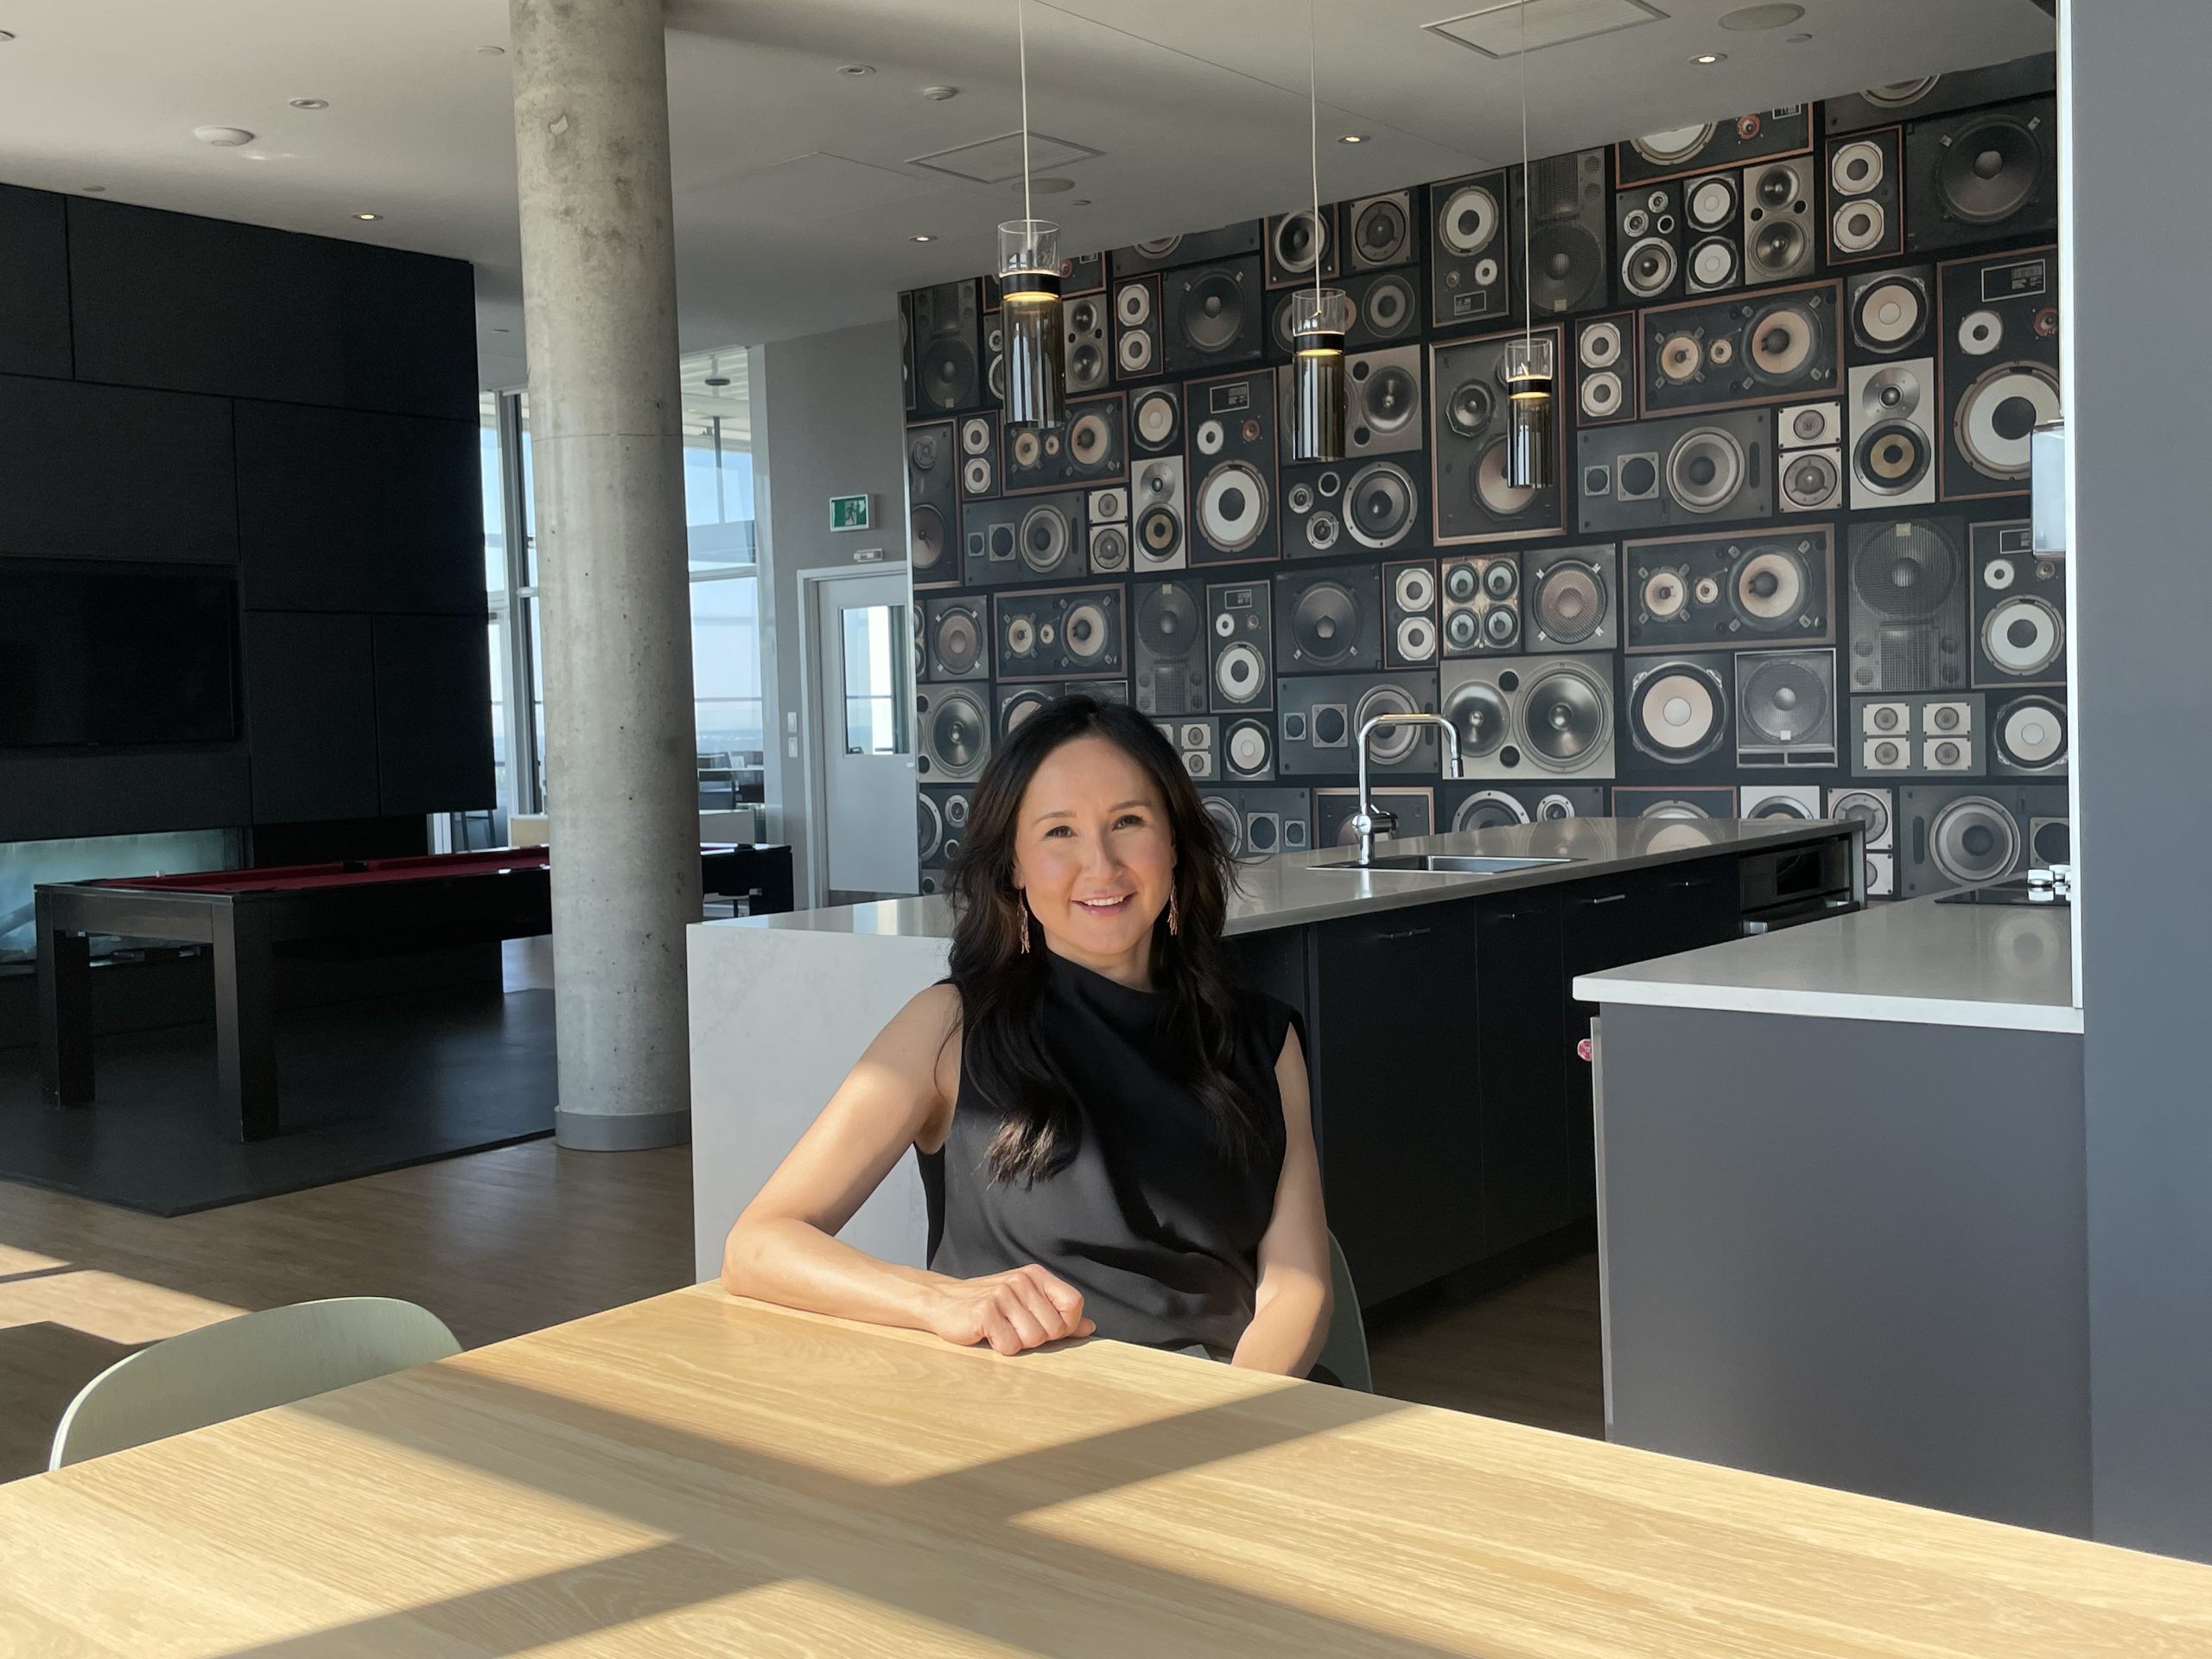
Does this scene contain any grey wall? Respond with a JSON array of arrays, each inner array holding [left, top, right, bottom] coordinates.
[[2066, 0, 2212, 1561], [753, 321, 908, 903]]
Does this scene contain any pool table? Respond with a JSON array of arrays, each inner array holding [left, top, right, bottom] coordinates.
[[35, 842, 793, 1141]]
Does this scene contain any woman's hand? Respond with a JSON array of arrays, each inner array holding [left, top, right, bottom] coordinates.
[[925, 1265, 1096, 1354]]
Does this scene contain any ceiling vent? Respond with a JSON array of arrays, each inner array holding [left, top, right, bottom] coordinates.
[[1426, 0, 1669, 58], [908, 130, 1100, 186]]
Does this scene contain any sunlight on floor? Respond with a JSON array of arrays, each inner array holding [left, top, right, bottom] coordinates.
[[0, 1268, 245, 1346]]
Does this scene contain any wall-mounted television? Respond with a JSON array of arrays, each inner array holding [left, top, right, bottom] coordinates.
[[0, 563, 240, 747]]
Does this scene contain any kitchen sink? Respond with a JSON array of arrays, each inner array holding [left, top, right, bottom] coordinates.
[[1313, 854, 1579, 875]]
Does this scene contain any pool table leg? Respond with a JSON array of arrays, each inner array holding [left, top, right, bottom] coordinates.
[[36, 893, 94, 1107], [211, 904, 279, 1141]]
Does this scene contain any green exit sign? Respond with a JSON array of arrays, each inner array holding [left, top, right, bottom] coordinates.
[[829, 493, 873, 532]]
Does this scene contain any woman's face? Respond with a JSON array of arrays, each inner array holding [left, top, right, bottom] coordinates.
[[1010, 734, 1176, 980]]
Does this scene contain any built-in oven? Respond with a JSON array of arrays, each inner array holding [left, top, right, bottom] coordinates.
[[1738, 834, 1859, 936]]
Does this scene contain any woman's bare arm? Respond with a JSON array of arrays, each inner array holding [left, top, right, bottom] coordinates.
[[1230, 1024, 1333, 1376]]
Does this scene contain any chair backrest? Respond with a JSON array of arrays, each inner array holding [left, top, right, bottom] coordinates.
[[50, 1296, 461, 1470], [1317, 1231, 1373, 1392]]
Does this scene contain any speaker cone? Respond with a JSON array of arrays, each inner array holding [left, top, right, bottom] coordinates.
[[1001, 688, 1051, 734], [1739, 654, 1829, 745], [1831, 788, 1890, 845], [1394, 565, 1436, 613], [918, 793, 944, 860], [1733, 547, 1808, 626], [1665, 427, 1746, 515], [1580, 321, 1624, 369], [1290, 581, 1362, 667], [912, 506, 947, 573], [1580, 370, 1624, 421], [1354, 363, 1420, 445], [1999, 696, 2067, 769], [924, 688, 988, 779], [1179, 267, 1249, 354], [1642, 567, 1689, 620], [1273, 210, 1330, 279], [1533, 556, 1606, 645], [1395, 615, 1437, 663], [1632, 663, 1726, 762], [1064, 600, 1111, 663], [1445, 678, 1510, 757], [1624, 238, 1679, 300], [933, 604, 983, 675], [1363, 274, 1415, 338], [1203, 794, 1243, 853], [1475, 442, 1539, 518], [1018, 503, 1071, 572], [1137, 582, 1197, 656], [1747, 303, 1817, 382], [1354, 196, 1410, 266], [1068, 410, 1112, 468], [1854, 278, 1925, 349], [1197, 461, 1268, 552], [1782, 451, 1840, 509], [1689, 238, 1738, 289], [1344, 461, 1415, 550], [919, 340, 977, 411], [1982, 594, 2064, 677], [1531, 223, 1605, 315], [1224, 718, 1270, 777], [1452, 790, 1529, 830], [1955, 365, 2063, 481], [1688, 175, 1737, 230], [1657, 332, 1705, 385], [1357, 683, 1421, 761], [1439, 183, 1501, 257], [1853, 521, 1960, 619], [1133, 387, 1179, 448], [1522, 663, 1610, 770], [1215, 641, 1264, 704], [1634, 125, 1717, 168], [1928, 796, 2020, 886], [1832, 140, 1886, 195], [1935, 115, 2046, 225], [1834, 200, 1888, 257]]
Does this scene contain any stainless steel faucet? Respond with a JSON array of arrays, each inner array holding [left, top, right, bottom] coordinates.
[[1350, 714, 1464, 867]]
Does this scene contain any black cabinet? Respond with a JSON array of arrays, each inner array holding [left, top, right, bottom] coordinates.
[[0, 376, 237, 563], [236, 401, 485, 615], [244, 613, 380, 824], [0, 185, 72, 379], [0, 749, 250, 842], [1308, 904, 1484, 1305], [1475, 890, 1573, 1254], [372, 614, 496, 815]]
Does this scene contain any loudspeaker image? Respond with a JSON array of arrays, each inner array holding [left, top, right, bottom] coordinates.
[[984, 252, 1103, 309], [1155, 715, 1221, 782], [1065, 291, 1110, 394], [1824, 54, 2055, 135], [1826, 128, 1904, 265], [994, 584, 1127, 682], [1827, 785, 1893, 849], [983, 313, 1007, 406], [1163, 256, 1265, 375], [1188, 370, 1278, 563], [899, 290, 916, 416], [1682, 169, 1742, 295], [1626, 654, 1732, 772], [1088, 486, 1129, 575], [1129, 384, 1182, 457], [1274, 565, 1382, 673], [1742, 156, 1815, 285], [1108, 221, 1262, 282], [1384, 560, 1440, 670], [1134, 576, 1208, 715], [1344, 345, 1423, 458], [1613, 786, 1742, 821], [1264, 205, 1342, 290], [1129, 454, 1186, 570], [1847, 517, 1969, 692], [1992, 690, 2068, 777], [1624, 527, 1834, 652], [1222, 713, 1276, 782], [1576, 314, 1637, 427], [1618, 185, 1683, 305], [923, 594, 988, 682], [963, 492, 1085, 587], [1004, 393, 1127, 494], [1905, 96, 2058, 253], [1315, 787, 1435, 849], [1524, 543, 1619, 653], [918, 781, 972, 869], [1207, 578, 1274, 711], [1617, 108, 1814, 186], [1113, 275, 1162, 381], [1736, 647, 1839, 767], [909, 279, 982, 413], [998, 683, 1065, 741], [1440, 554, 1521, 656], [916, 683, 991, 782], [1440, 656, 1616, 780], [1854, 692, 1984, 777], [1427, 168, 1513, 329], [1432, 327, 1567, 545], [1847, 264, 1934, 359], [1341, 460, 1424, 553], [906, 421, 959, 589], [1274, 270, 1424, 359], [1740, 783, 1824, 821], [1281, 463, 1350, 560], [1972, 519, 2065, 688], [1577, 408, 1774, 536], [958, 411, 999, 500], [1515, 149, 1611, 316], [1639, 282, 1841, 416], [1278, 671, 1440, 778], [1443, 782, 1607, 830], [1349, 190, 1419, 271], [1234, 785, 1313, 855], [1896, 782, 2064, 896], [1939, 248, 2062, 501], [1847, 357, 1938, 509], [1777, 400, 1843, 514], [1200, 791, 1245, 855]]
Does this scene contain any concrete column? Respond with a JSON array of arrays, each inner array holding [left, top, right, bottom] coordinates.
[[510, 0, 700, 1150]]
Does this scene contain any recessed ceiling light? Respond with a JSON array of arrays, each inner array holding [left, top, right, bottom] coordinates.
[[1338, 133, 1370, 145], [1691, 52, 1727, 65], [837, 63, 874, 77], [912, 233, 936, 243], [476, 44, 505, 55], [194, 125, 257, 147], [920, 85, 959, 101], [353, 212, 382, 221], [289, 98, 329, 111], [1719, 3, 1805, 29]]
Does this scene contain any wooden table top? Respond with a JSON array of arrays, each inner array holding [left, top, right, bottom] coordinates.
[[1, 1287, 2206, 1656]]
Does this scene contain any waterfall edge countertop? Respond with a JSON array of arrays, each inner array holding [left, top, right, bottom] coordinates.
[[709, 817, 1850, 941], [1574, 892, 2080, 1034]]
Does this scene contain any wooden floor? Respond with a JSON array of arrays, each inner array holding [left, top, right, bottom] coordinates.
[[0, 1139, 1603, 1482]]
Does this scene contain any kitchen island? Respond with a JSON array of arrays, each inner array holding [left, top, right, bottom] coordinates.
[[690, 817, 1859, 1307], [1579, 894, 2087, 1538]]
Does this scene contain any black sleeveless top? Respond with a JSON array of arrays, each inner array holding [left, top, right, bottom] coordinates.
[[918, 950, 1300, 1362]]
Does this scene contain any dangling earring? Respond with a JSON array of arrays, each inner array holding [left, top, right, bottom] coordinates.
[[1167, 889, 1179, 937], [1019, 902, 1031, 954]]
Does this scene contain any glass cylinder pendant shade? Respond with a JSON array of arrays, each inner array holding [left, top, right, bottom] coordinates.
[[1506, 360, 1556, 490], [1289, 287, 1351, 462], [998, 219, 1066, 430]]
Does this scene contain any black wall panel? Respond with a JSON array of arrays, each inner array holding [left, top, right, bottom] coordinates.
[[0, 184, 73, 379], [0, 375, 237, 563], [243, 613, 380, 824], [372, 614, 496, 815], [66, 198, 476, 420], [235, 401, 484, 615], [0, 749, 251, 842]]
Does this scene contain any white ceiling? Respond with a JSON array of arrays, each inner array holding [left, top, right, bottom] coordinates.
[[0, 1, 2054, 389]]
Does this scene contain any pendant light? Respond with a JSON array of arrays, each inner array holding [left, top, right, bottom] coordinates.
[[1288, 0, 1349, 463], [1505, 0, 1555, 489], [998, 0, 1065, 431]]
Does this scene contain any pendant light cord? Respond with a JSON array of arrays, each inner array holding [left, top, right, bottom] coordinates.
[[1308, 0, 1320, 321], [1018, 0, 1033, 236], [1519, 0, 1532, 358]]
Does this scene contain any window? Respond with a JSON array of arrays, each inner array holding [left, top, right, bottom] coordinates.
[[0, 831, 243, 968], [841, 603, 908, 755]]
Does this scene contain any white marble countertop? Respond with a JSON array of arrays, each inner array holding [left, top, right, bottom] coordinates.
[[707, 817, 1849, 941], [1576, 892, 2081, 1034]]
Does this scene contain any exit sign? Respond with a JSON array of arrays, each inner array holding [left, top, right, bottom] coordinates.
[[829, 493, 873, 532]]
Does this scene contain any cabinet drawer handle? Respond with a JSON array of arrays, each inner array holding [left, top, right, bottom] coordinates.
[[1375, 925, 1433, 941], [1579, 893, 1628, 907]]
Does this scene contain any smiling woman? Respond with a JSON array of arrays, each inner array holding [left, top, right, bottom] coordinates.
[[721, 696, 1336, 1379]]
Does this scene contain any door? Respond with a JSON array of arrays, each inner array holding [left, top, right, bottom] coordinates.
[[811, 570, 918, 901]]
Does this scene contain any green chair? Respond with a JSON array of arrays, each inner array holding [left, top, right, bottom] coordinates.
[[1317, 1231, 1373, 1392]]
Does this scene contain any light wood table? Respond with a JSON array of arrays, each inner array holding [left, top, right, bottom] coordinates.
[[0, 1287, 2206, 1656]]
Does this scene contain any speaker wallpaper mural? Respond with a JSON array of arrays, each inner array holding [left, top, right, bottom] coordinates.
[[902, 54, 2066, 901]]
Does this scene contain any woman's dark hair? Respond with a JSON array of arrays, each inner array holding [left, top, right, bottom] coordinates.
[[944, 695, 1264, 1183]]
